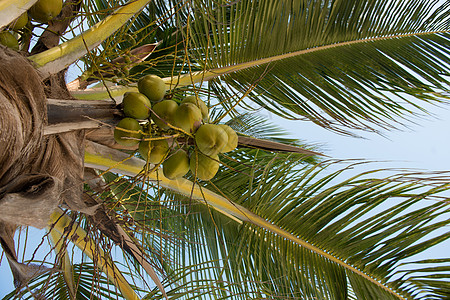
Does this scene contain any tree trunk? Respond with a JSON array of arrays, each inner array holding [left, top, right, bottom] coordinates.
[[0, 45, 105, 287]]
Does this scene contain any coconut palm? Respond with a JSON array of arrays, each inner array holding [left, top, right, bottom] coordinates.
[[0, 0, 449, 299]]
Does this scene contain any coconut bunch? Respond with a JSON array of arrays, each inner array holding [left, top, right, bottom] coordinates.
[[114, 74, 238, 181], [0, 0, 63, 50]]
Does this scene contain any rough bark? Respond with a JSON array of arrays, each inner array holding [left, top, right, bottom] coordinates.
[[0, 45, 93, 288], [0, 46, 95, 224]]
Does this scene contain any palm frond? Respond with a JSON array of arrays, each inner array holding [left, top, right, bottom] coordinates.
[[73, 0, 449, 134], [183, 0, 450, 133], [49, 209, 143, 300], [213, 156, 450, 298], [85, 136, 450, 299], [3, 262, 126, 300], [191, 158, 449, 298]]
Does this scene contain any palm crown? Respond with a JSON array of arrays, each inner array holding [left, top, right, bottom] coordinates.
[[0, 0, 449, 299]]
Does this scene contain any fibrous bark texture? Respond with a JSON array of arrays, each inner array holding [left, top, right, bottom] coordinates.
[[0, 45, 99, 289], [0, 46, 91, 228]]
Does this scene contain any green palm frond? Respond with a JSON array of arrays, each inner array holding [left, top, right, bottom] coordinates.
[[96, 173, 266, 299], [394, 258, 450, 299], [74, 0, 449, 133], [3, 262, 123, 299], [208, 156, 450, 299], [181, 0, 450, 133], [214, 163, 448, 298], [94, 145, 449, 299]]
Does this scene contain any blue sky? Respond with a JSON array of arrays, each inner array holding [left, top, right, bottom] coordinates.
[[272, 104, 450, 172]]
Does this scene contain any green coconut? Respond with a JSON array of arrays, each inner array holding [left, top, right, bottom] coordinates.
[[114, 118, 142, 147], [163, 149, 190, 180], [123, 92, 151, 119], [190, 152, 220, 181], [173, 103, 202, 134], [139, 139, 170, 164], [29, 0, 63, 23], [181, 95, 209, 122], [194, 124, 228, 156], [138, 74, 166, 102], [218, 124, 238, 153], [0, 31, 19, 50], [9, 13, 28, 30], [151, 100, 178, 130]]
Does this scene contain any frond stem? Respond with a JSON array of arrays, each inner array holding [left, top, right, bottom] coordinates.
[[175, 30, 450, 86], [72, 30, 449, 100], [84, 141, 406, 299]]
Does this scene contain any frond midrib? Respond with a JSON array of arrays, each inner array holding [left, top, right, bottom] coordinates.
[[72, 29, 450, 100], [184, 29, 450, 84], [84, 142, 408, 300]]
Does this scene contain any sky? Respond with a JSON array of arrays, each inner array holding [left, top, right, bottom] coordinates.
[[271, 104, 450, 172]]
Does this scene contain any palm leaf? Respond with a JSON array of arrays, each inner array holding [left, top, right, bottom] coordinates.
[[49, 209, 142, 300], [85, 172, 270, 299], [180, 156, 450, 299], [84, 136, 450, 299], [183, 0, 450, 133], [3, 262, 128, 299], [73, 0, 449, 134]]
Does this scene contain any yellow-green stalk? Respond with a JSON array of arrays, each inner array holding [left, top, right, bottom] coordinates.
[[48, 228, 76, 300], [29, 0, 151, 78], [84, 141, 406, 300], [49, 209, 141, 300]]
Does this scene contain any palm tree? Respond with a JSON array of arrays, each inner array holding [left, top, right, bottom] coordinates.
[[0, 0, 449, 299]]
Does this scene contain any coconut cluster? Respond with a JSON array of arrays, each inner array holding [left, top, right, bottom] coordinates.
[[0, 0, 63, 50], [114, 74, 238, 181]]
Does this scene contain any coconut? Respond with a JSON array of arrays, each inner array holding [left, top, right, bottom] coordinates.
[[29, 0, 63, 23], [181, 95, 209, 122], [151, 100, 178, 130], [0, 32, 19, 50], [114, 118, 142, 146], [163, 149, 190, 179], [173, 103, 202, 134], [190, 152, 220, 181], [218, 124, 238, 153], [123, 92, 151, 119], [138, 74, 166, 102], [194, 124, 228, 156]]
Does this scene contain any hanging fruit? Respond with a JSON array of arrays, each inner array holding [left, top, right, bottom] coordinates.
[[114, 117, 142, 146], [138, 74, 166, 102], [29, 0, 63, 23], [122, 92, 152, 119]]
